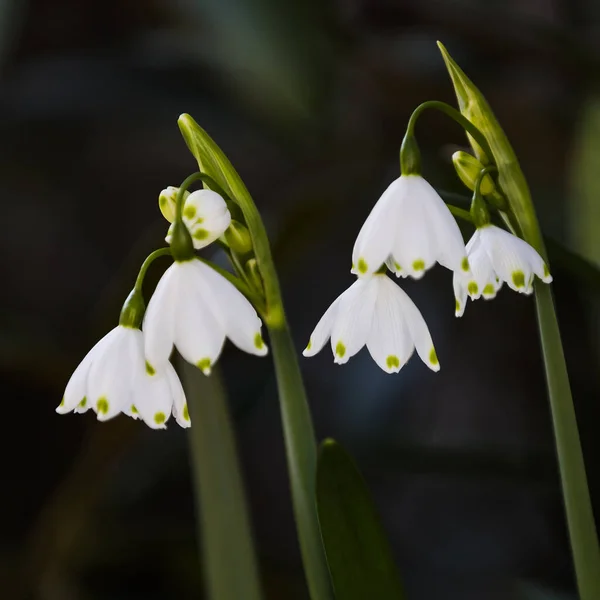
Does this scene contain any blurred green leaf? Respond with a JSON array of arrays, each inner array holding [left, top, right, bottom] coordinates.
[[316, 439, 405, 600], [182, 362, 264, 600]]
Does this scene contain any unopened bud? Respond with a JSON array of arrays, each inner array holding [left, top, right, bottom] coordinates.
[[224, 220, 253, 254], [159, 186, 189, 223], [452, 151, 495, 195], [246, 258, 264, 295]]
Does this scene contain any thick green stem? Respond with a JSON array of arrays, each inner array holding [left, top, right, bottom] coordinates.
[[406, 100, 495, 163], [535, 285, 600, 599], [268, 324, 333, 600], [182, 362, 264, 600]]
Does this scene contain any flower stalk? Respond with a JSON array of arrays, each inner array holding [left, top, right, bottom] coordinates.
[[439, 41, 600, 599], [177, 114, 333, 600]]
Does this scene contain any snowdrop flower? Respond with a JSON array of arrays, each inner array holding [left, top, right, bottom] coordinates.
[[453, 225, 553, 317], [163, 188, 231, 250], [143, 259, 268, 374], [56, 326, 190, 429], [303, 274, 439, 374], [352, 175, 470, 280]]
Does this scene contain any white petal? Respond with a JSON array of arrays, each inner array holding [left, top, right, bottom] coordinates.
[[166, 363, 190, 428], [366, 277, 414, 373], [330, 278, 378, 364], [390, 177, 442, 279], [87, 327, 142, 421], [395, 287, 439, 371], [134, 367, 173, 430], [479, 226, 535, 294], [416, 176, 469, 274], [351, 179, 400, 277], [143, 263, 179, 369], [174, 268, 226, 374], [303, 295, 342, 357], [57, 327, 121, 414], [183, 190, 231, 250], [190, 260, 268, 356], [453, 273, 467, 318]]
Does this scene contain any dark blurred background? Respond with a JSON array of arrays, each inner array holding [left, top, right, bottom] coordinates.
[[2, 0, 600, 599]]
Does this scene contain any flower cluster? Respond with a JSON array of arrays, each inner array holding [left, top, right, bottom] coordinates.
[[304, 160, 552, 373], [58, 183, 268, 428]]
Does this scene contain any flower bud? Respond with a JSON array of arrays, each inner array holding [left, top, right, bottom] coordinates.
[[245, 258, 264, 295], [165, 189, 231, 250], [224, 220, 253, 254], [159, 186, 189, 223], [452, 151, 495, 195]]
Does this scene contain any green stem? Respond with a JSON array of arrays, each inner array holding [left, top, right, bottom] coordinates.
[[535, 285, 600, 599], [406, 100, 495, 163], [133, 247, 172, 291], [268, 325, 334, 600], [182, 361, 264, 600], [176, 115, 333, 599], [446, 204, 473, 224]]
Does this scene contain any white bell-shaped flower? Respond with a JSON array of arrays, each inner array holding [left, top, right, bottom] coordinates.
[[56, 326, 190, 429], [303, 274, 439, 374], [453, 225, 553, 317], [352, 174, 470, 279], [143, 259, 268, 374], [164, 189, 231, 250]]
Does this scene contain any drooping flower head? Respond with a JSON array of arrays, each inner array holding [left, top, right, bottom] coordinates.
[[352, 175, 470, 280], [143, 259, 268, 375], [162, 188, 231, 250], [303, 273, 439, 374], [453, 224, 552, 317], [57, 325, 190, 429]]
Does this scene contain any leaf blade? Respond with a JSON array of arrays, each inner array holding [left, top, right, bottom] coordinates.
[[317, 439, 405, 600]]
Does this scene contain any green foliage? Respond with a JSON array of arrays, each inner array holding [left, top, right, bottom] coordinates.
[[316, 439, 405, 600]]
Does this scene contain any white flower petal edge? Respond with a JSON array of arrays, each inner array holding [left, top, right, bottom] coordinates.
[[352, 175, 469, 280], [303, 275, 439, 373], [57, 326, 188, 428], [165, 189, 231, 250], [453, 225, 552, 317], [143, 260, 267, 375]]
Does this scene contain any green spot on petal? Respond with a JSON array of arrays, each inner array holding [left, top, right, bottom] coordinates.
[[335, 341, 346, 358], [254, 333, 264, 350], [461, 257, 470, 272], [543, 264, 550, 278], [483, 283, 495, 295], [412, 259, 425, 271], [131, 405, 138, 415], [183, 204, 197, 219], [305, 339, 312, 351], [59, 397, 65, 407], [386, 355, 400, 370], [97, 397, 109, 415], [78, 396, 87, 408], [154, 412, 166, 425], [512, 270, 525, 288], [357, 258, 368, 274], [197, 358, 211, 374], [145, 361, 156, 376], [394, 261, 402, 272], [429, 348, 439, 366], [183, 404, 189, 421], [467, 281, 478, 295], [455, 298, 460, 313], [193, 228, 209, 240]]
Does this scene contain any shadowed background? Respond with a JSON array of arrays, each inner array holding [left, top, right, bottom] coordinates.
[[2, 0, 600, 599]]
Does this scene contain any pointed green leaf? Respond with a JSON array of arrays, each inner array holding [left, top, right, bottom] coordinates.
[[437, 42, 545, 255], [317, 439, 405, 600]]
